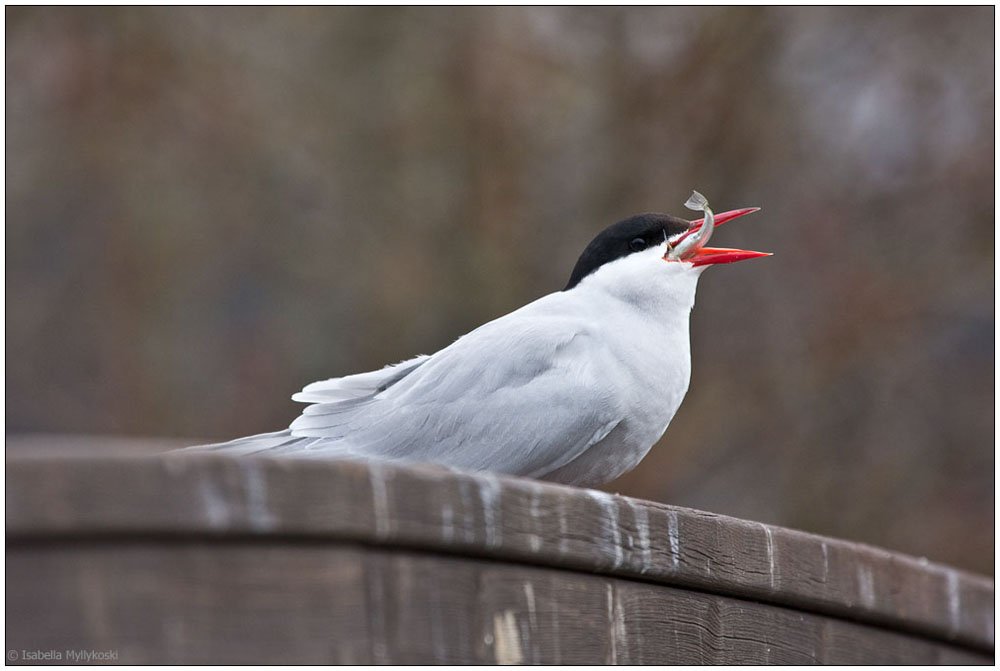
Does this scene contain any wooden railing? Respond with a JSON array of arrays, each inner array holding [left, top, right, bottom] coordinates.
[[6, 438, 994, 664]]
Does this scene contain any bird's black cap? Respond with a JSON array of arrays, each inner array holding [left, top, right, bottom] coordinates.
[[564, 213, 691, 290]]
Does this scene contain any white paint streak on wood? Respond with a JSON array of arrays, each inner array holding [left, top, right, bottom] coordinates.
[[857, 564, 875, 608], [240, 461, 275, 531], [493, 610, 523, 665], [523, 582, 539, 664], [197, 473, 229, 528], [605, 583, 618, 664], [821, 541, 829, 583], [667, 510, 680, 569], [945, 568, 961, 635], [614, 583, 628, 664], [629, 500, 653, 573], [557, 501, 569, 555], [586, 490, 623, 570], [475, 473, 502, 549], [369, 464, 391, 540], [528, 482, 543, 553], [441, 503, 454, 544], [762, 524, 776, 588], [458, 479, 476, 543]]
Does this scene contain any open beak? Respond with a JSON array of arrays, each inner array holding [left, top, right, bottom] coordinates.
[[674, 207, 771, 267]]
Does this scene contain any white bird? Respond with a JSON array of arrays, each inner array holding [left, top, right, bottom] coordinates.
[[178, 192, 768, 487]]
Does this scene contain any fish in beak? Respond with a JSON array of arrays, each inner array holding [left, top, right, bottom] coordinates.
[[666, 191, 771, 267]]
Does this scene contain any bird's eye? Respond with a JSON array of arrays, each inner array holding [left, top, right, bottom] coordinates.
[[629, 237, 647, 252]]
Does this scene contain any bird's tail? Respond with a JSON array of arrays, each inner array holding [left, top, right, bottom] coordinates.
[[173, 430, 343, 458]]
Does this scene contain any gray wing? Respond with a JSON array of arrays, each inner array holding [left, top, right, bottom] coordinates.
[[181, 297, 625, 478], [287, 309, 623, 478]]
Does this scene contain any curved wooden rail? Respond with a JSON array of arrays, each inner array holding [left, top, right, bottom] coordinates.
[[6, 448, 994, 664]]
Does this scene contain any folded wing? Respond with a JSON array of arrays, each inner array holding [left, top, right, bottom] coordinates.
[[180, 302, 624, 479]]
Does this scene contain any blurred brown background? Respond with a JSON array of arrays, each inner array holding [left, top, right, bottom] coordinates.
[[6, 7, 993, 574]]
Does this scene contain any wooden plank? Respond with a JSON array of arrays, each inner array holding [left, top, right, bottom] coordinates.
[[5, 452, 994, 654], [5, 543, 989, 664]]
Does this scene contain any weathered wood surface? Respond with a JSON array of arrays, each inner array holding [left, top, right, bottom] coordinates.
[[6, 442, 995, 664], [7, 544, 988, 665]]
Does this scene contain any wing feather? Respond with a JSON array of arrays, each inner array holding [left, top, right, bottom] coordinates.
[[291, 355, 430, 403]]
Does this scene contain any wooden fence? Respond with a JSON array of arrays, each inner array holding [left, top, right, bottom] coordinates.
[[6, 437, 994, 664]]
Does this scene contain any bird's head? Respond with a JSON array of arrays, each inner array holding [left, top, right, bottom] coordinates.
[[564, 201, 769, 292]]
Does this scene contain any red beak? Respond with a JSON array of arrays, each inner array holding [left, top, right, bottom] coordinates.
[[673, 207, 771, 267]]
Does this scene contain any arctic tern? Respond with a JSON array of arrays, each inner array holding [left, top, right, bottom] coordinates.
[[179, 192, 769, 486]]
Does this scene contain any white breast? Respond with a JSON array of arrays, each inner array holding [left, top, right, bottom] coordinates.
[[536, 251, 701, 484]]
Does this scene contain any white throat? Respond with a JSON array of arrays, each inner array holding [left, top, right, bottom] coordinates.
[[574, 244, 704, 321]]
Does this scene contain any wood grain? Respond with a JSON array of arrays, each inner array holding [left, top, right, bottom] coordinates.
[[5, 544, 990, 664], [6, 444, 994, 663]]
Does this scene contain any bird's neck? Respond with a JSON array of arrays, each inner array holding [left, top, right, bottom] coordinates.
[[581, 257, 702, 324]]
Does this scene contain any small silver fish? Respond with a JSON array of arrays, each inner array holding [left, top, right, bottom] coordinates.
[[667, 190, 715, 261]]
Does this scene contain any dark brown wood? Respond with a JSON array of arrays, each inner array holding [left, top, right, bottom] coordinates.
[[5, 439, 994, 664], [5, 544, 989, 665]]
